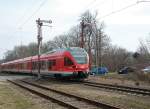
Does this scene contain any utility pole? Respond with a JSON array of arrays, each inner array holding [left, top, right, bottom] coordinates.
[[80, 20, 86, 48], [36, 18, 52, 79], [99, 29, 102, 68], [95, 26, 99, 67], [80, 20, 93, 69]]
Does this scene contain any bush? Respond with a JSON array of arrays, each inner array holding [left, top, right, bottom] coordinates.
[[135, 71, 150, 83]]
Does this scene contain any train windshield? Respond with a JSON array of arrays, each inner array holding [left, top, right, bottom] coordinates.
[[68, 47, 88, 64]]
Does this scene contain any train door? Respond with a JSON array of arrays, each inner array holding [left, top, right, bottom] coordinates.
[[56, 57, 64, 71], [64, 57, 74, 71]]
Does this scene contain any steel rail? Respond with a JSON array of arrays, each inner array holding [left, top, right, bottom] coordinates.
[[21, 80, 121, 109], [7, 79, 79, 109], [83, 81, 150, 96]]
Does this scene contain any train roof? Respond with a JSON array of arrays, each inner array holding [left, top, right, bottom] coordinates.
[[1, 47, 83, 65], [43, 47, 84, 55]]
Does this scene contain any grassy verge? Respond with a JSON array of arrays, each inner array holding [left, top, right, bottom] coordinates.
[[0, 82, 41, 109], [94, 72, 150, 84], [53, 83, 150, 109]]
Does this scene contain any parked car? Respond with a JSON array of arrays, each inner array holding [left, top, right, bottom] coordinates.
[[141, 66, 150, 74], [90, 67, 108, 75], [118, 67, 135, 74]]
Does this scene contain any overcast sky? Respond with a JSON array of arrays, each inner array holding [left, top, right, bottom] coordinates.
[[0, 0, 150, 59]]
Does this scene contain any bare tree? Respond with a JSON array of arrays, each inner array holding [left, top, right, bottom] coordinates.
[[134, 38, 150, 68], [102, 45, 130, 71]]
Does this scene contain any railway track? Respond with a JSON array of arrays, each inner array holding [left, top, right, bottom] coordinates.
[[83, 81, 150, 96], [8, 79, 121, 109]]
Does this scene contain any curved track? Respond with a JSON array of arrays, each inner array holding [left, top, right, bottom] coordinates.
[[8, 79, 121, 109], [83, 81, 150, 96]]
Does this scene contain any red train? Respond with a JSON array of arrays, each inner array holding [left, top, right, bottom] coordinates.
[[0, 47, 89, 79]]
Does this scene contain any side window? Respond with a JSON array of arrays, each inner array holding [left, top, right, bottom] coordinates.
[[52, 60, 56, 66], [48, 60, 56, 70], [20, 63, 23, 69], [48, 60, 52, 69], [32, 62, 38, 70], [35, 62, 38, 70], [12, 64, 15, 69], [27, 62, 30, 68], [64, 57, 74, 66], [41, 61, 47, 70], [23, 63, 26, 69], [32, 62, 35, 69]]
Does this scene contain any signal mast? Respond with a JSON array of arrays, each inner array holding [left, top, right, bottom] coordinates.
[[36, 18, 52, 79]]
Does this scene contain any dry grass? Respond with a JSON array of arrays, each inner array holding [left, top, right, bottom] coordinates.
[[0, 82, 36, 109], [29, 78, 150, 109], [0, 81, 64, 109], [88, 72, 150, 89], [54, 84, 150, 109], [134, 72, 150, 83]]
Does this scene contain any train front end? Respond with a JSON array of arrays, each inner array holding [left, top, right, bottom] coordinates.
[[68, 47, 89, 79]]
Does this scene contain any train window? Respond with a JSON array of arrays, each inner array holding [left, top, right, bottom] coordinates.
[[13, 64, 15, 69], [37, 62, 39, 69], [16, 64, 18, 69], [69, 48, 88, 64], [25, 63, 27, 69], [41, 61, 47, 70], [12, 65, 14, 69], [21, 63, 23, 69], [32, 62, 33, 69], [32, 62, 37, 70], [41, 61, 44, 69], [52, 60, 56, 66], [64, 57, 74, 66], [48, 60, 56, 69], [27, 62, 30, 68], [34, 62, 36, 69], [48, 60, 52, 69], [19, 63, 21, 69], [32, 62, 34, 69], [35, 62, 37, 69], [32, 61, 41, 70], [22, 63, 24, 69]]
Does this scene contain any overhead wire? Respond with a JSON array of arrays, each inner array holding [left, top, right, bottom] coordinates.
[[84, 0, 97, 10], [11, 0, 48, 38], [7, 0, 48, 39], [3, 0, 48, 55], [137, 0, 150, 2], [92, 0, 109, 10], [15, 0, 41, 28], [80, 0, 108, 14], [101, 3, 138, 19], [98, 0, 150, 20], [6, 0, 42, 39], [18, 0, 48, 29]]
